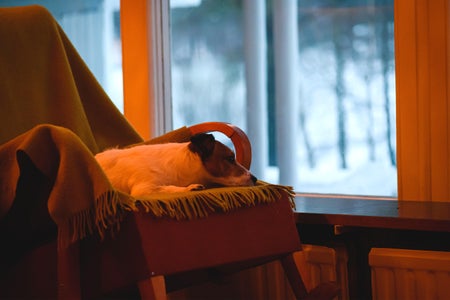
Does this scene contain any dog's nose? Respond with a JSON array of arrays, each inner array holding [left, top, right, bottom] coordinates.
[[251, 174, 257, 184]]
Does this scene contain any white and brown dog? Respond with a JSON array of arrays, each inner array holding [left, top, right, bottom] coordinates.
[[95, 133, 257, 198]]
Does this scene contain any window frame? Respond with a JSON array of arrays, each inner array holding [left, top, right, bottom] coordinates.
[[394, 0, 450, 201], [121, 0, 171, 140]]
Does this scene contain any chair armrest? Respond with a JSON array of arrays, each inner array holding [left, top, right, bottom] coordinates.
[[188, 122, 252, 170]]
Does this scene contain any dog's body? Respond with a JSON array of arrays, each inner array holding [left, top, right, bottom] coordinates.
[[95, 133, 256, 198]]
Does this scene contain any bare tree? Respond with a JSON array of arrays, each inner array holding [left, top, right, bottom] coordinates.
[[333, 17, 348, 169], [299, 100, 316, 168], [378, 4, 396, 166]]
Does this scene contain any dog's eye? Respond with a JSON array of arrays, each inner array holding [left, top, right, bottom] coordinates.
[[226, 156, 236, 164]]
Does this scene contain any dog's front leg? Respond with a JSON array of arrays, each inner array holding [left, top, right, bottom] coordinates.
[[130, 183, 205, 197], [155, 184, 206, 193]]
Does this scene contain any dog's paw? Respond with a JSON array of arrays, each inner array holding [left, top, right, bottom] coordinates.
[[187, 184, 205, 191]]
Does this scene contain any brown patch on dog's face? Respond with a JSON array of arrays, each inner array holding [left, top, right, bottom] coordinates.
[[188, 133, 216, 159], [189, 133, 257, 186]]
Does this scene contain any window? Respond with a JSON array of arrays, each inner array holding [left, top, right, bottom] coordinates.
[[169, 0, 396, 197]]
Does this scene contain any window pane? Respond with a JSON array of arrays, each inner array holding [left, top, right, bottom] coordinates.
[[294, 1, 396, 196], [170, 0, 396, 197], [170, 0, 246, 129], [0, 0, 124, 111]]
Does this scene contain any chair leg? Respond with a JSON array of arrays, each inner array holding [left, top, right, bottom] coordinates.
[[280, 254, 309, 299], [138, 275, 167, 300], [280, 253, 340, 300]]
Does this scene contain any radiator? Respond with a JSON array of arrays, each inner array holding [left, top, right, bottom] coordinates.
[[369, 248, 450, 300], [298, 245, 349, 300]]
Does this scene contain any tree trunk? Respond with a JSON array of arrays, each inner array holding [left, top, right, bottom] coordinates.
[[333, 19, 347, 169]]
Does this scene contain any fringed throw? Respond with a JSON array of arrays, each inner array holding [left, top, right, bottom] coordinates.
[[134, 182, 295, 221], [58, 190, 136, 248]]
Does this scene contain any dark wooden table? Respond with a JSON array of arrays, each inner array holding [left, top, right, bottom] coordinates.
[[293, 195, 450, 299], [294, 195, 450, 232]]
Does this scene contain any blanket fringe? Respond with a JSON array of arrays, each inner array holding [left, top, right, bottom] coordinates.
[[58, 190, 136, 248], [58, 183, 295, 248], [136, 183, 295, 221]]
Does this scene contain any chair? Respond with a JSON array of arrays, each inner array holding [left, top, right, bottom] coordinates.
[[0, 5, 339, 300]]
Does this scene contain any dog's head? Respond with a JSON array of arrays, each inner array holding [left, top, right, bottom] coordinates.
[[188, 133, 257, 187]]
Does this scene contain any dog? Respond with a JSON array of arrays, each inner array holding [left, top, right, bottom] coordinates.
[[95, 133, 257, 198]]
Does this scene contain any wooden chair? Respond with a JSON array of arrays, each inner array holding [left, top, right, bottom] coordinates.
[[0, 5, 339, 300]]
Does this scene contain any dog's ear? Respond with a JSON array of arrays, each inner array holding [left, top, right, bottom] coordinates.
[[188, 133, 216, 160]]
